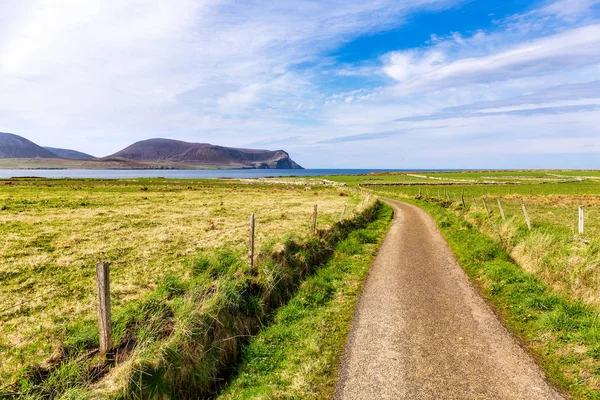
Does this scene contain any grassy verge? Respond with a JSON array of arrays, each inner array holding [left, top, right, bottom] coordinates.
[[217, 203, 393, 399], [0, 178, 359, 387], [4, 200, 382, 399], [377, 194, 600, 399]]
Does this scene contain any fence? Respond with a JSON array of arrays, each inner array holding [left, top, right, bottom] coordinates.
[[408, 186, 597, 237], [86, 197, 371, 357]]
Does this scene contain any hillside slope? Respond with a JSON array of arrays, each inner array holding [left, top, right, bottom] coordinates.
[[110, 138, 303, 169], [0, 132, 59, 159], [43, 147, 96, 160]]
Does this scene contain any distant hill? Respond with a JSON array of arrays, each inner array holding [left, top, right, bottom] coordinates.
[[109, 138, 303, 169], [43, 147, 96, 160], [0, 132, 60, 159]]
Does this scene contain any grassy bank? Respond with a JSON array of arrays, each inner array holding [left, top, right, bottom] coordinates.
[[218, 203, 393, 399], [4, 196, 381, 399], [375, 193, 600, 399], [0, 178, 359, 387]]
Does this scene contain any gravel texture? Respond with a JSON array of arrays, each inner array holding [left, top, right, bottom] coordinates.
[[334, 198, 565, 400]]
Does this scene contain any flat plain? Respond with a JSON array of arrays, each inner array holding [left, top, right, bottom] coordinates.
[[0, 177, 360, 389]]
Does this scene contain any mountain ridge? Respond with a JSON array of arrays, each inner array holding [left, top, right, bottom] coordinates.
[[0, 133, 303, 169], [109, 138, 303, 169], [0, 132, 60, 159], [43, 147, 96, 160]]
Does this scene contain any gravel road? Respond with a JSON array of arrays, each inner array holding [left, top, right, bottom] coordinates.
[[334, 198, 565, 400]]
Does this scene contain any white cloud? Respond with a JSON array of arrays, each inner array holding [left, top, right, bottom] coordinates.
[[1, 0, 600, 167], [0, 0, 460, 157], [383, 24, 600, 91]]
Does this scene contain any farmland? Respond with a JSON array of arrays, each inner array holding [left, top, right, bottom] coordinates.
[[338, 171, 600, 308], [332, 170, 600, 398], [0, 177, 363, 395]]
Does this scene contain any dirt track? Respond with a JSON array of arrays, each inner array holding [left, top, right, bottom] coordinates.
[[334, 198, 564, 400]]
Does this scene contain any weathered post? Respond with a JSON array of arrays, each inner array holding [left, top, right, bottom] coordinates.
[[445, 189, 449, 201], [453, 193, 458, 202], [472, 196, 477, 208], [312, 204, 318, 234], [522, 202, 532, 230], [249, 213, 255, 268], [340, 205, 347, 221], [418, 187, 422, 198], [579, 206, 584, 234], [438, 189, 440, 200], [482, 197, 489, 215], [426, 189, 430, 199], [497, 199, 506, 221], [461, 189, 465, 208], [96, 262, 112, 357]]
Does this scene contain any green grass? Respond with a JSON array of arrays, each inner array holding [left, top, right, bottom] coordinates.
[[1, 191, 380, 399], [375, 194, 600, 399], [217, 203, 393, 399], [0, 178, 365, 392]]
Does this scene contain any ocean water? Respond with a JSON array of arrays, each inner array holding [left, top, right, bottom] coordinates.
[[0, 169, 436, 179]]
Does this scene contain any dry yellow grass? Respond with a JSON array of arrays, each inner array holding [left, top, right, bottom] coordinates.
[[0, 178, 361, 386]]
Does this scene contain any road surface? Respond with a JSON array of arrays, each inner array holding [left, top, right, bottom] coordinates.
[[335, 198, 564, 400]]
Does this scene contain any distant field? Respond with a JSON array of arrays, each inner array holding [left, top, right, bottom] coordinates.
[[0, 177, 360, 387], [331, 171, 600, 236], [340, 170, 600, 310]]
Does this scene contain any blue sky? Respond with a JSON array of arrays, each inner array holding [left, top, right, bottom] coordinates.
[[1, 0, 600, 168]]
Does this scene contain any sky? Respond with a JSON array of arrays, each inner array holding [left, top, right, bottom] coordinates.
[[1, 0, 600, 168]]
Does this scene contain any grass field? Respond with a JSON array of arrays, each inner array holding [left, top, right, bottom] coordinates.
[[218, 204, 393, 399], [0, 177, 362, 393], [337, 170, 600, 398]]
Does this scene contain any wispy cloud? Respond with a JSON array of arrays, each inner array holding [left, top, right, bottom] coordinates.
[[383, 24, 600, 92], [0, 0, 599, 167]]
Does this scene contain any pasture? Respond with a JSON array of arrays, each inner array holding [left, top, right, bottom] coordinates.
[[0, 177, 360, 391]]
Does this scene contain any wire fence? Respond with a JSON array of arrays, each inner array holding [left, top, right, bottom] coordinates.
[[0, 194, 373, 382]]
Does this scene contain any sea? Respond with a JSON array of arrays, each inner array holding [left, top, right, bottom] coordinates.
[[0, 169, 438, 179]]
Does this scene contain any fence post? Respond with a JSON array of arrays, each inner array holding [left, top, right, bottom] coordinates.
[[497, 199, 506, 221], [482, 197, 489, 215], [522, 202, 532, 230], [438, 189, 440, 200], [445, 189, 449, 201], [312, 204, 318, 234], [453, 193, 458, 202], [340, 205, 346, 221], [472, 196, 477, 208], [96, 262, 112, 357], [426, 189, 429, 199], [249, 213, 255, 268], [461, 189, 465, 208], [579, 206, 584, 234], [419, 187, 422, 198]]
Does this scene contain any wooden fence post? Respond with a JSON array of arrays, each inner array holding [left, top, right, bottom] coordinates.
[[461, 189, 465, 208], [249, 213, 255, 268], [445, 189, 449, 201], [579, 206, 584, 234], [96, 262, 112, 357], [419, 187, 422, 198], [312, 204, 318, 234], [340, 205, 346, 221], [453, 193, 458, 202], [438, 189, 440, 200], [482, 197, 489, 215], [426, 189, 429, 199], [472, 196, 477, 208], [497, 199, 506, 221], [522, 202, 532, 230]]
